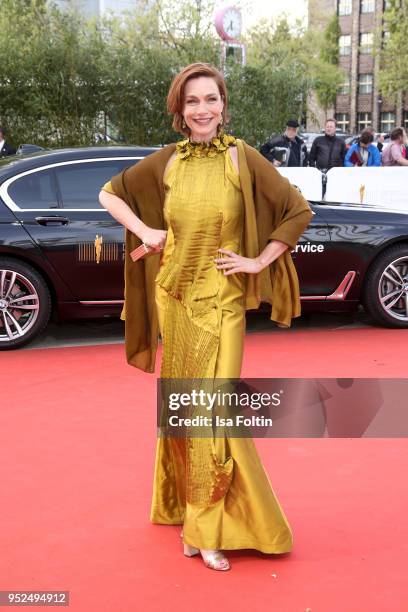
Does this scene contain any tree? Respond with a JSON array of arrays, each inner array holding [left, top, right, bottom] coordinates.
[[0, 0, 109, 146], [313, 14, 343, 114], [99, 0, 220, 145], [0, 1, 347, 148], [154, 0, 219, 65], [243, 16, 342, 138], [226, 63, 308, 146], [379, 0, 408, 103]]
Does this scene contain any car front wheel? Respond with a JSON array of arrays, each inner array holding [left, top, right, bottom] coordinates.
[[0, 257, 52, 349], [363, 244, 408, 328]]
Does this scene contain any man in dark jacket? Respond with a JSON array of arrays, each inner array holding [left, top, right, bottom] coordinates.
[[260, 119, 308, 167], [308, 118, 346, 171], [0, 127, 16, 157]]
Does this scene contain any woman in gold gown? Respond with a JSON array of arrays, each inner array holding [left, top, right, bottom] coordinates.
[[99, 63, 312, 571]]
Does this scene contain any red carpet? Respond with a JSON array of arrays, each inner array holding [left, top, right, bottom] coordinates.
[[1, 327, 407, 611]]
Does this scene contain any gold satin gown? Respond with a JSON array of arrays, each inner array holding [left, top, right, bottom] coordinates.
[[149, 139, 293, 553]]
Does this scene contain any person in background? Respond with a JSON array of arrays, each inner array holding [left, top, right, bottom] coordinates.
[[376, 133, 385, 153], [382, 127, 408, 166], [404, 128, 408, 159], [0, 127, 16, 157], [365, 127, 385, 154], [260, 119, 308, 167], [308, 118, 346, 171], [344, 129, 381, 167]]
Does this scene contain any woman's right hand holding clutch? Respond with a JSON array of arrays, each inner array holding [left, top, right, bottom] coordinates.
[[140, 226, 168, 252], [99, 190, 167, 252]]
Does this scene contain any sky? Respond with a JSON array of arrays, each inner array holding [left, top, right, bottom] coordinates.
[[216, 0, 309, 31]]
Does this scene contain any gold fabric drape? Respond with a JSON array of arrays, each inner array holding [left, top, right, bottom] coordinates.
[[149, 144, 293, 552]]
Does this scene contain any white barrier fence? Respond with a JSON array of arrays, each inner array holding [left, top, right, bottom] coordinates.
[[274, 167, 323, 202], [277, 166, 408, 210]]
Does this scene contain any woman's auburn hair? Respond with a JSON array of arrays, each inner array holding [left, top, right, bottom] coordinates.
[[166, 62, 229, 137]]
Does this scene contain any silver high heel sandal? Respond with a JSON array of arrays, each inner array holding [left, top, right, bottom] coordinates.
[[183, 543, 231, 571]]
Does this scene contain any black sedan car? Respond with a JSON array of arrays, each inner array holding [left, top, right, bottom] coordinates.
[[1, 146, 408, 350]]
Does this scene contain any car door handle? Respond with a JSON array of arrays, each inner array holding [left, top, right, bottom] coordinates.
[[35, 216, 70, 226]]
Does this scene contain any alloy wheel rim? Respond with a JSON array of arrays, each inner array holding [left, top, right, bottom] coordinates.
[[0, 269, 40, 341], [378, 256, 408, 322]]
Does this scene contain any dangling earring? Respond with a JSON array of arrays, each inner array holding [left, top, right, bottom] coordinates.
[[182, 117, 187, 129]]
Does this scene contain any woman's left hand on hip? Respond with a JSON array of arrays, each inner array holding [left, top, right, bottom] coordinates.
[[214, 248, 263, 275]]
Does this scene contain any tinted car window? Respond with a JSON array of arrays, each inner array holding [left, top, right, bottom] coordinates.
[[55, 160, 134, 209], [8, 170, 58, 209]]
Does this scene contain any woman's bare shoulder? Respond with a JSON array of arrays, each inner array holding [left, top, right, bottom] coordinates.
[[228, 145, 239, 174], [164, 150, 178, 178]]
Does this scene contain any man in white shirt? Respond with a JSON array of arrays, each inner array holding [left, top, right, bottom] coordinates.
[[0, 127, 16, 157]]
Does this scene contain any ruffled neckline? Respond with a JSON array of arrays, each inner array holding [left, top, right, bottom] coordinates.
[[176, 131, 237, 159]]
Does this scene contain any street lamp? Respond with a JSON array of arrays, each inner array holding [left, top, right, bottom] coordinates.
[[377, 92, 383, 132]]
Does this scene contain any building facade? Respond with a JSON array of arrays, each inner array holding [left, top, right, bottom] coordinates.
[[308, 0, 408, 134]]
